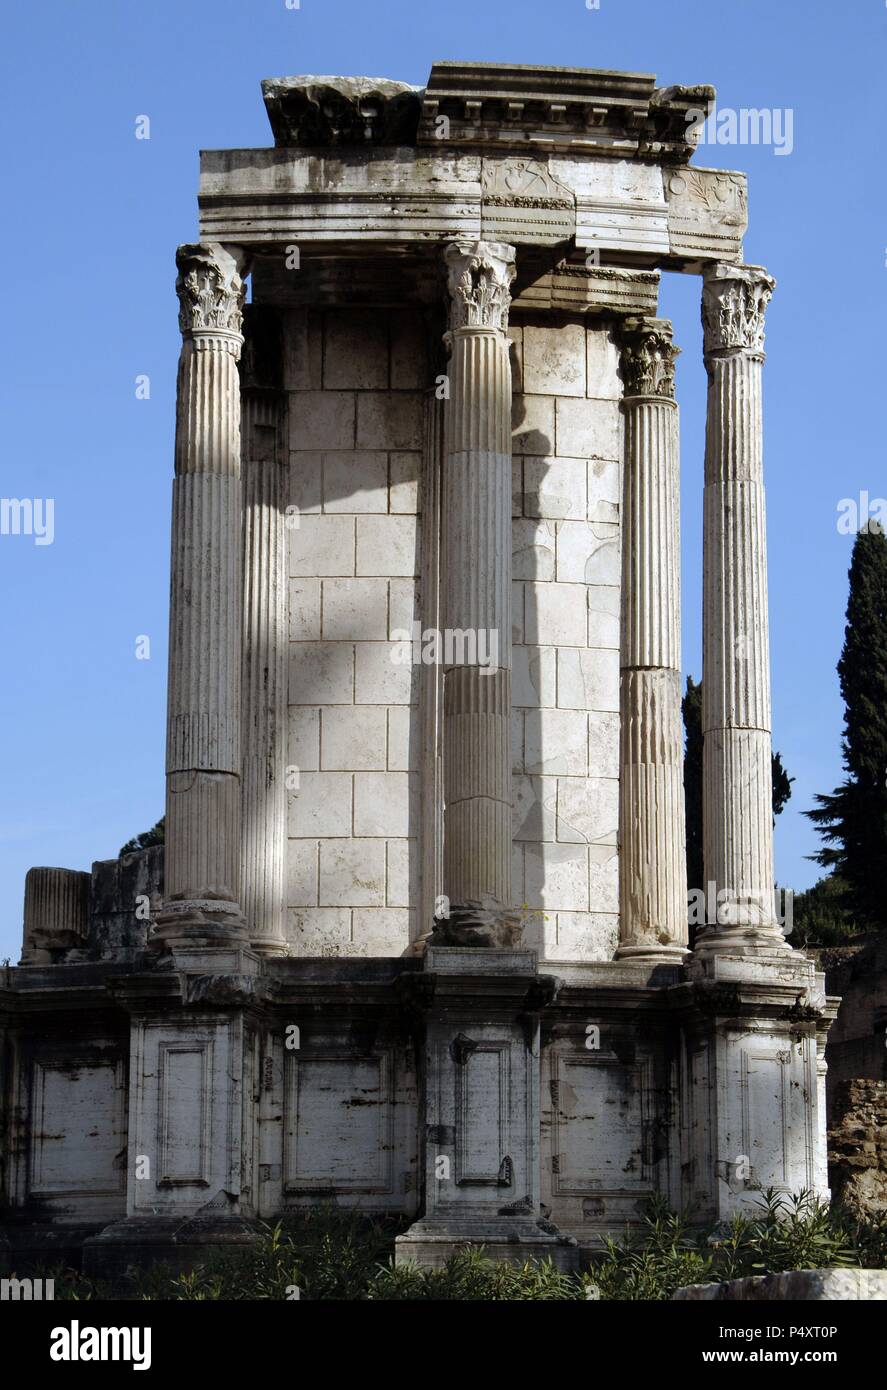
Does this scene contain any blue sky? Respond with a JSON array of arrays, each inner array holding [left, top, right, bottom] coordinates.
[[0, 0, 882, 960]]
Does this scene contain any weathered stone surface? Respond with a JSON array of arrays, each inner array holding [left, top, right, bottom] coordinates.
[[262, 75, 422, 147], [828, 1079, 887, 1216], [159, 243, 250, 947], [418, 62, 712, 162], [673, 1269, 887, 1301], [665, 166, 747, 262], [617, 319, 686, 962], [89, 847, 162, 959], [697, 263, 787, 955], [819, 935, 887, 1097], [440, 241, 516, 941], [21, 867, 90, 963]]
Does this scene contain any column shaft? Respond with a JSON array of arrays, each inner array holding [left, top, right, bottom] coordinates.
[[617, 321, 688, 959], [700, 263, 786, 950], [240, 388, 288, 955], [437, 241, 518, 946]]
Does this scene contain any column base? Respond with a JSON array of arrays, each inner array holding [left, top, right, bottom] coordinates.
[[248, 935, 290, 957], [692, 924, 791, 959], [395, 1214, 579, 1271], [82, 1215, 261, 1285], [152, 898, 248, 950], [429, 897, 522, 949], [615, 941, 690, 963]]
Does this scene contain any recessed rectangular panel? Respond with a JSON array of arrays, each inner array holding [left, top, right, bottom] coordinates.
[[158, 1043, 212, 1185], [455, 1044, 509, 1185], [740, 1042, 813, 1191], [29, 1058, 126, 1197], [284, 1053, 393, 1193], [551, 1052, 652, 1196]]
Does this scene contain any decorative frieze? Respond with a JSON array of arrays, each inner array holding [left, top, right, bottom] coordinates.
[[665, 168, 747, 263], [513, 262, 660, 317], [480, 158, 575, 245]]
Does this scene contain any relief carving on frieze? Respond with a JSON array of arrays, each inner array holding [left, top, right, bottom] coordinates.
[[481, 157, 575, 246], [665, 167, 748, 261]]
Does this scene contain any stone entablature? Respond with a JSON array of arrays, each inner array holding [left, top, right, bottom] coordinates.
[[198, 147, 745, 265]]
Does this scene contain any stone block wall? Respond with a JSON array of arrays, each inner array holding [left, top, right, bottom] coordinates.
[[509, 318, 623, 961], [282, 309, 623, 963], [284, 308, 427, 957]]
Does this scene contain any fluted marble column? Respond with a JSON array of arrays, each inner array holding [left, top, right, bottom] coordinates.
[[21, 867, 90, 963], [438, 241, 518, 946], [156, 243, 249, 947], [617, 319, 688, 960], [240, 349, 288, 955], [699, 263, 787, 953]]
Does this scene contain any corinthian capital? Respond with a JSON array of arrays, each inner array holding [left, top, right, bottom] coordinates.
[[702, 263, 775, 359], [619, 318, 680, 399], [176, 243, 248, 340], [444, 240, 516, 333]]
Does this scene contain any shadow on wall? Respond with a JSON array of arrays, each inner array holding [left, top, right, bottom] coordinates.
[[509, 325, 620, 963]]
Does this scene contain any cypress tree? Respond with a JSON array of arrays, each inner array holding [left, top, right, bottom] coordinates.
[[682, 676, 704, 894], [806, 520, 887, 930]]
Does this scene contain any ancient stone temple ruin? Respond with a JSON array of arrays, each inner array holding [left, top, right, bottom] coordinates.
[[0, 62, 836, 1274]]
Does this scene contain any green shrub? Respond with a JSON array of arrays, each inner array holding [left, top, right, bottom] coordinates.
[[592, 1189, 875, 1300], [37, 1191, 887, 1301], [368, 1247, 583, 1300]]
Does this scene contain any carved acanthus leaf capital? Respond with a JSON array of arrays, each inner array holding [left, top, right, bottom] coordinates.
[[702, 263, 775, 358], [176, 243, 248, 341], [619, 318, 680, 399], [444, 240, 516, 334]]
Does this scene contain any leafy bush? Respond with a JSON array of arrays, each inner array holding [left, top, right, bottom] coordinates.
[[146, 1208, 404, 1301], [593, 1190, 871, 1300], [36, 1191, 887, 1302], [368, 1246, 583, 1300]]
